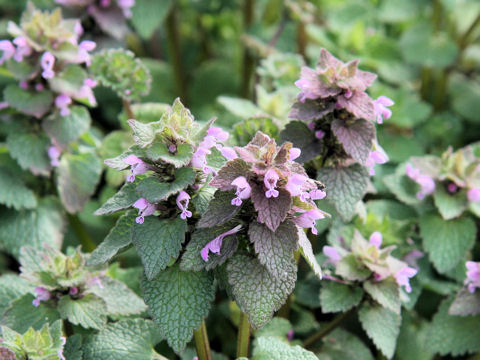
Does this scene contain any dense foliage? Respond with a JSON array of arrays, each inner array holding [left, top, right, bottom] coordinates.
[[0, 0, 479, 359]]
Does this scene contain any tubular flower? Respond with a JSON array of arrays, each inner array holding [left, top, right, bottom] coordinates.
[[309, 189, 326, 200], [55, 94, 72, 116], [323, 245, 341, 265], [77, 40, 96, 66], [394, 266, 417, 293], [264, 169, 280, 198], [285, 173, 307, 197], [405, 163, 435, 200], [12, 36, 32, 62], [40, 51, 55, 79], [369, 232, 382, 248], [123, 155, 148, 182], [366, 151, 388, 176], [32, 287, 51, 307], [294, 208, 325, 235], [48, 145, 61, 167], [465, 261, 480, 293], [231, 176, 251, 206], [0, 40, 15, 64], [133, 198, 155, 224], [373, 96, 394, 124], [289, 147, 301, 161], [467, 188, 480, 203], [176, 191, 192, 219], [201, 225, 242, 261]]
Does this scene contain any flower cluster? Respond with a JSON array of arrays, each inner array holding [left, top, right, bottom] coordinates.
[[465, 261, 480, 293], [0, 4, 98, 115], [286, 48, 392, 172], [323, 231, 418, 293], [200, 131, 328, 261], [55, 0, 135, 39], [405, 145, 480, 205]]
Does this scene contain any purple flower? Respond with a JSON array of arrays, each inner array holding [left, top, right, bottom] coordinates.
[[133, 198, 156, 224], [309, 189, 326, 200], [19, 80, 28, 89], [201, 225, 242, 261], [404, 249, 424, 269], [118, 0, 135, 18], [369, 231, 382, 248], [55, 94, 72, 116], [287, 329, 294, 342], [294, 208, 325, 235], [176, 191, 192, 219], [315, 130, 325, 140], [35, 83, 45, 91], [231, 176, 251, 206], [264, 169, 280, 198], [323, 245, 341, 264], [77, 40, 96, 66], [466, 261, 480, 293], [12, 37, 32, 62], [467, 188, 480, 203], [447, 183, 458, 193], [48, 145, 61, 167], [32, 287, 51, 307], [69, 287, 79, 295], [87, 276, 104, 289], [207, 127, 229, 141], [289, 147, 301, 161], [0, 101, 8, 110], [285, 173, 307, 197], [366, 151, 388, 176], [58, 337, 67, 360], [0, 40, 15, 65], [373, 96, 394, 124], [123, 154, 148, 182], [219, 146, 237, 160], [394, 266, 417, 293], [405, 163, 435, 200], [40, 51, 55, 79]]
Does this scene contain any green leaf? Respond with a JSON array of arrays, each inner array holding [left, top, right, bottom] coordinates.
[[317, 165, 368, 221], [57, 152, 102, 213], [89, 277, 147, 316], [297, 227, 322, 279], [147, 142, 193, 168], [331, 119, 375, 165], [249, 221, 298, 280], [64, 334, 83, 360], [83, 319, 162, 360], [132, 217, 186, 280], [358, 303, 401, 359], [320, 281, 364, 313], [94, 182, 139, 216], [449, 288, 480, 316], [131, 0, 173, 38], [426, 298, 480, 356], [250, 185, 292, 232], [420, 213, 476, 273], [1, 294, 60, 333], [255, 317, 292, 339], [48, 65, 87, 96], [90, 49, 151, 101], [181, 223, 239, 271], [197, 190, 241, 228], [3, 84, 53, 118], [191, 185, 216, 215], [88, 213, 135, 266], [433, 185, 467, 220], [233, 117, 279, 147], [57, 295, 107, 330], [136, 167, 196, 203], [317, 328, 374, 360], [0, 197, 65, 257], [0, 166, 36, 210], [6, 129, 51, 176], [363, 279, 401, 314], [252, 336, 317, 360], [227, 254, 296, 329], [218, 96, 263, 119], [335, 253, 371, 281], [0, 275, 34, 315], [395, 312, 434, 360], [141, 264, 215, 353], [279, 121, 322, 163], [42, 106, 91, 147], [383, 164, 422, 206], [450, 75, 480, 123]]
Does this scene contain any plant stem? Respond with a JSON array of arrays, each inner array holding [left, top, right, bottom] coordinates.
[[241, 0, 255, 99], [236, 312, 251, 358], [122, 98, 135, 119], [268, 7, 288, 48], [193, 320, 212, 360], [297, 22, 307, 61], [166, 3, 188, 104], [459, 13, 480, 50], [66, 213, 96, 252], [303, 308, 355, 349]]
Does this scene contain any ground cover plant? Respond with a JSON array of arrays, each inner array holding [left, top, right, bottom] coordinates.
[[0, 0, 479, 359]]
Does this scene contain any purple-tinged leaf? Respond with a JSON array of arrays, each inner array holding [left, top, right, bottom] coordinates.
[[331, 118, 375, 165], [198, 190, 240, 228], [289, 99, 335, 121], [337, 91, 375, 122], [210, 158, 252, 190], [449, 288, 480, 316], [250, 184, 292, 232]]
